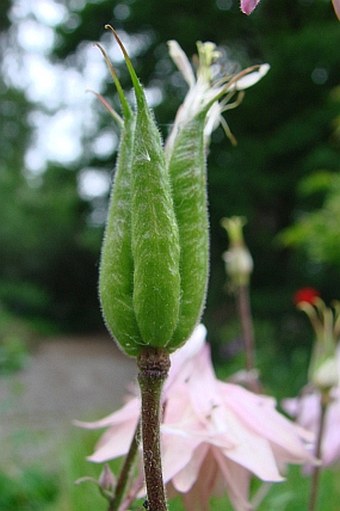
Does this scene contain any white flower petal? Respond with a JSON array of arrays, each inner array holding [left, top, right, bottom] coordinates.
[[168, 40, 195, 87], [233, 63, 270, 91]]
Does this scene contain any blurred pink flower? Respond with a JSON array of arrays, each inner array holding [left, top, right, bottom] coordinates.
[[76, 325, 315, 511], [240, 0, 340, 19], [240, 0, 261, 15], [284, 386, 340, 469], [332, 0, 340, 18]]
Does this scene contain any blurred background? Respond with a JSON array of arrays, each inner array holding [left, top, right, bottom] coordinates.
[[0, 0, 339, 509]]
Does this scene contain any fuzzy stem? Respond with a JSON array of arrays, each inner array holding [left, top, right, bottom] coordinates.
[[307, 390, 329, 511], [109, 420, 141, 511], [137, 348, 170, 511]]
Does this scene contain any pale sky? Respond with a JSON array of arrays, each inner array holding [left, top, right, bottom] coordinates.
[[3, 0, 151, 199]]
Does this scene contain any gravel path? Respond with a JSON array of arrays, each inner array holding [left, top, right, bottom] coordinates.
[[0, 335, 136, 468]]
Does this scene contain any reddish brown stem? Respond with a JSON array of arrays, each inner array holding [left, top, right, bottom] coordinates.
[[307, 391, 329, 511], [236, 284, 255, 372], [108, 420, 140, 511], [137, 348, 170, 511]]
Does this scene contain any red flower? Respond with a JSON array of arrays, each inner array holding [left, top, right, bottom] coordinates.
[[293, 288, 320, 306]]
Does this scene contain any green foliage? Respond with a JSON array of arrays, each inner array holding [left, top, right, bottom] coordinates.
[[280, 171, 340, 267], [49, 431, 112, 511], [0, 306, 32, 374], [215, 317, 310, 398], [0, 467, 58, 511], [0, 163, 100, 330], [0, 335, 27, 374]]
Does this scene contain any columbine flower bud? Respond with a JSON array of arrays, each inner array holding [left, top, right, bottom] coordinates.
[[221, 216, 253, 287], [98, 464, 116, 494], [295, 293, 340, 390]]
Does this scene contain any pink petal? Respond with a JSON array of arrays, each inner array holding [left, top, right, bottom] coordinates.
[[74, 397, 139, 429], [184, 345, 224, 420], [332, 0, 340, 19], [213, 448, 252, 511], [323, 395, 340, 465], [208, 422, 284, 481], [219, 383, 314, 464], [171, 443, 209, 492], [161, 426, 203, 483], [165, 324, 207, 392], [240, 0, 261, 15], [179, 449, 220, 511], [288, 389, 340, 468], [87, 418, 139, 462]]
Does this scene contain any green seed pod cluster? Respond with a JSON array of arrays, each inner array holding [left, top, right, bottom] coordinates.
[[99, 29, 182, 356], [99, 31, 266, 357]]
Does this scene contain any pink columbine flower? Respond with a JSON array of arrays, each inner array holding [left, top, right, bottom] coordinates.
[[284, 386, 340, 469], [333, 0, 340, 18], [76, 325, 315, 511], [240, 0, 261, 15], [240, 0, 340, 19]]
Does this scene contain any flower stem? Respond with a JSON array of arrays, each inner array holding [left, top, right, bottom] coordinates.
[[109, 420, 141, 511], [237, 284, 255, 373], [236, 283, 262, 393], [118, 473, 144, 511], [307, 390, 329, 511], [137, 348, 170, 511]]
